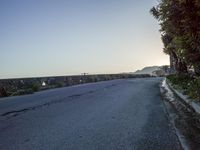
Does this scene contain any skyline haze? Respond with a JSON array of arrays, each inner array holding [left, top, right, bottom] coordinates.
[[0, 0, 169, 79]]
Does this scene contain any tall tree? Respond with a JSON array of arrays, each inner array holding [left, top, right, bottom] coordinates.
[[150, 0, 200, 75]]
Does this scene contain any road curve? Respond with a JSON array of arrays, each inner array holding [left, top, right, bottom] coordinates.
[[0, 78, 181, 150]]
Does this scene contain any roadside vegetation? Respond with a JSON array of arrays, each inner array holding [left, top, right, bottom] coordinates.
[[167, 74, 200, 100], [150, 0, 200, 101]]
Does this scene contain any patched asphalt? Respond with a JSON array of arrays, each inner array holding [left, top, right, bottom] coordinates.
[[0, 78, 182, 150]]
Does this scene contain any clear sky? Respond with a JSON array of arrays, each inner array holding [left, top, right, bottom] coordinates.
[[0, 0, 168, 79]]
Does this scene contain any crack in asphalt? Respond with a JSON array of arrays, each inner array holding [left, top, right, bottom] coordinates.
[[0, 84, 117, 119]]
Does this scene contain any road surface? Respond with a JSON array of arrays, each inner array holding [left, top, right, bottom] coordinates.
[[0, 78, 181, 150]]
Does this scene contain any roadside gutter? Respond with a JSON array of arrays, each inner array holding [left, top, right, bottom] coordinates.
[[166, 78, 200, 115]]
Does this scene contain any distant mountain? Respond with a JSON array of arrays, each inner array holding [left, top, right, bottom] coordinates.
[[134, 66, 161, 75]]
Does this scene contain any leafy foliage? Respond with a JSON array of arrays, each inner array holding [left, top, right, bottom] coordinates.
[[167, 74, 200, 100], [150, 0, 200, 75]]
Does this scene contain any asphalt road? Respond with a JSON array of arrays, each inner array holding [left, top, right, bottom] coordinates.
[[0, 78, 181, 150]]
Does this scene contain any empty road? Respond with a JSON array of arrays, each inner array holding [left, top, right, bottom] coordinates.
[[0, 78, 181, 150]]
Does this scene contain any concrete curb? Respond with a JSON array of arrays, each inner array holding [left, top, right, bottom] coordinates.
[[166, 79, 200, 115]]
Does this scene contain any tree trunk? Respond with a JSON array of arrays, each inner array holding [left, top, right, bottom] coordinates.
[[177, 59, 188, 74], [171, 51, 178, 72], [171, 51, 188, 74], [194, 65, 200, 76]]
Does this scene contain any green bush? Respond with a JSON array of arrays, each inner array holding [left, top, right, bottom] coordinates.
[[55, 82, 65, 88], [167, 74, 200, 101], [31, 84, 40, 92], [11, 89, 33, 96], [187, 77, 200, 99]]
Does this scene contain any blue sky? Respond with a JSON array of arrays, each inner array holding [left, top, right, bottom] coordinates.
[[0, 0, 168, 79]]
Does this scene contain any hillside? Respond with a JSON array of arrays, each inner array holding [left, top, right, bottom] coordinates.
[[134, 66, 161, 75]]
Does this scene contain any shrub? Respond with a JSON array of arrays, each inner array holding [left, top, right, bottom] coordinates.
[[11, 89, 33, 96], [167, 74, 200, 101], [187, 77, 200, 99], [55, 82, 65, 88], [31, 84, 40, 92]]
